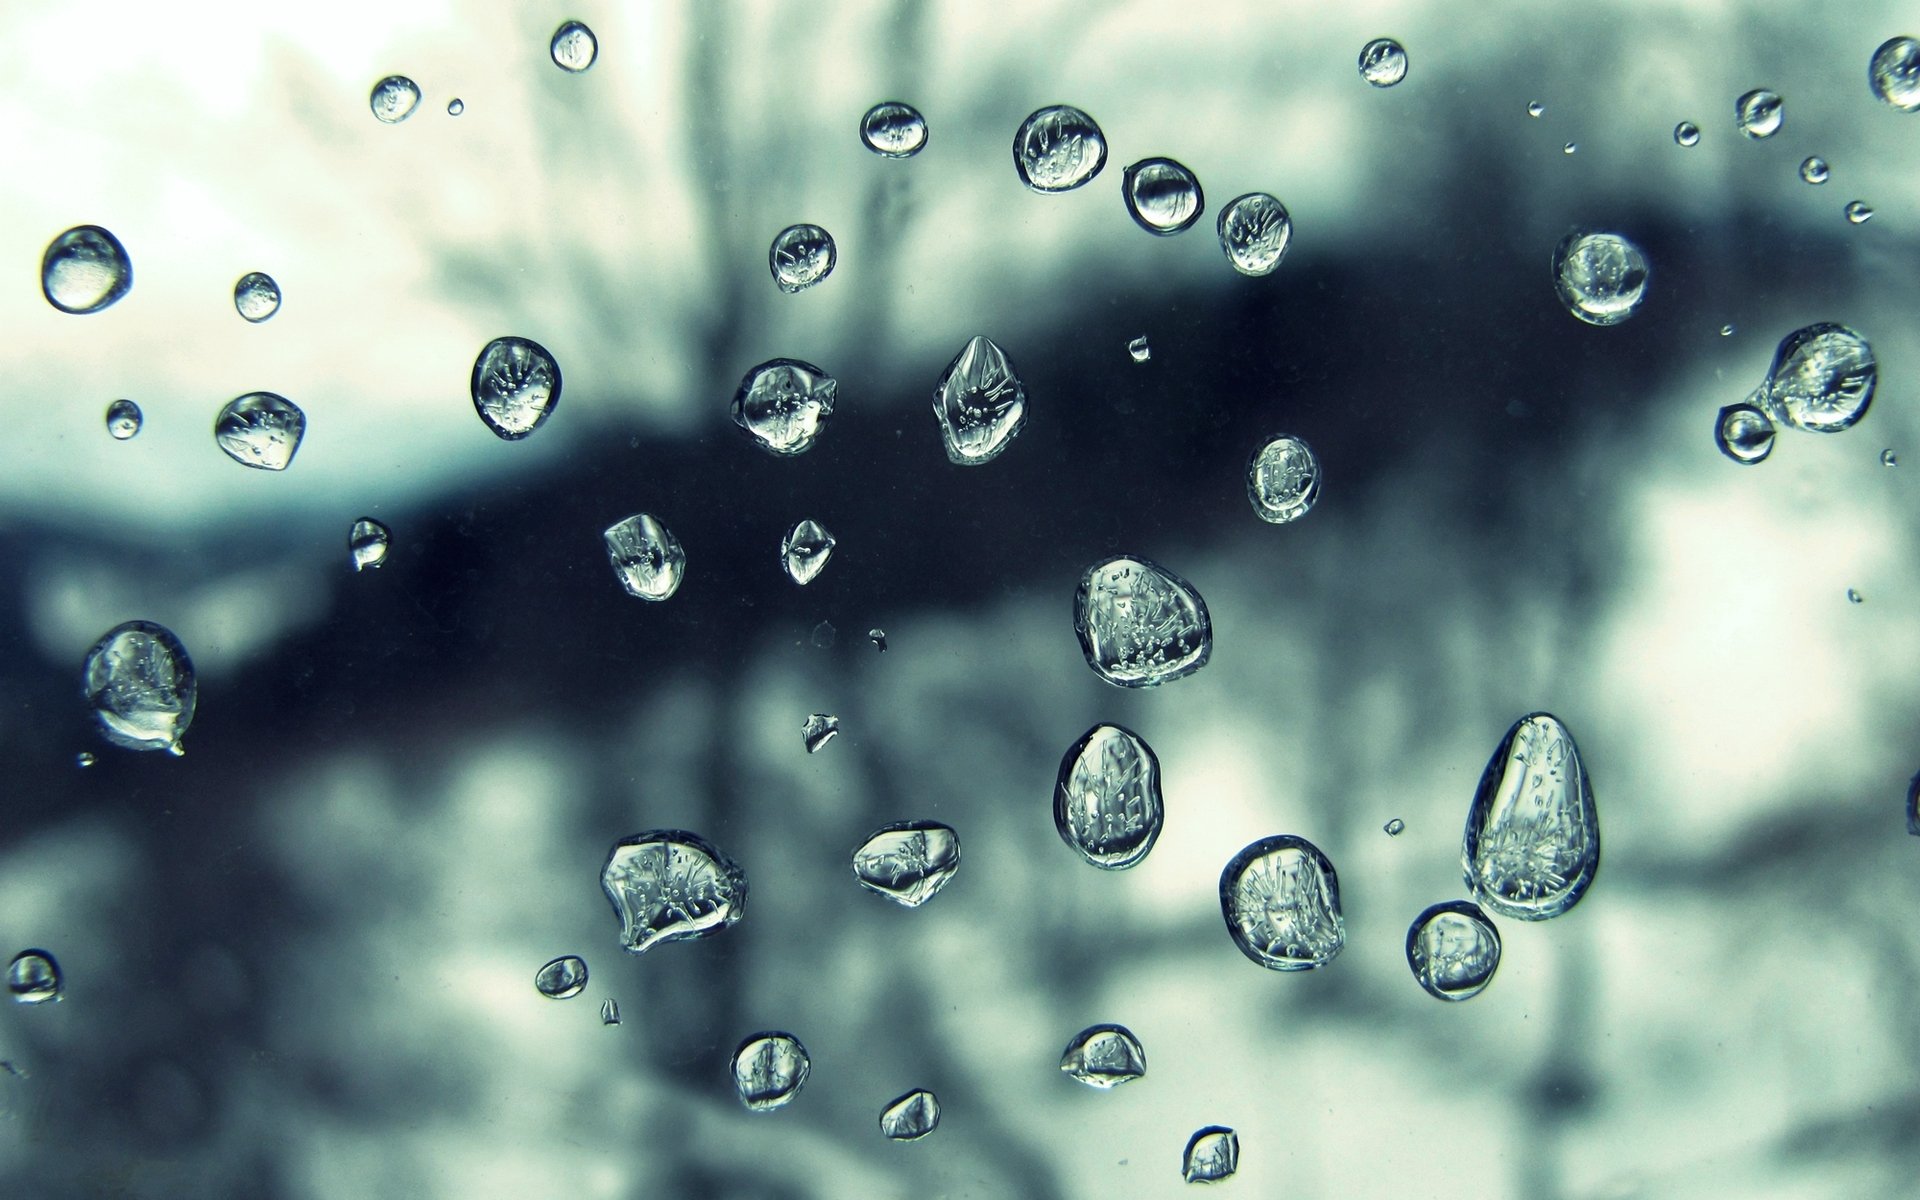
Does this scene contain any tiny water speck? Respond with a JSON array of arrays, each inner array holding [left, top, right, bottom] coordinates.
[[1384, 818, 1405, 836], [868, 628, 888, 652], [1870, 36, 1920, 110], [369, 76, 420, 124], [1552, 231, 1649, 326], [604, 513, 685, 602], [879, 1088, 940, 1141], [599, 998, 620, 1025], [803, 713, 839, 753], [769, 224, 836, 293], [1527, 100, 1545, 118], [1060, 1024, 1146, 1088], [601, 830, 749, 954], [1736, 88, 1783, 138], [1357, 37, 1408, 87], [105, 399, 142, 440], [1715, 401, 1775, 465], [550, 21, 597, 72], [533, 955, 588, 999], [349, 518, 391, 571], [1882, 448, 1897, 467], [1013, 105, 1108, 192], [811, 620, 836, 648], [1221, 834, 1345, 969], [1800, 156, 1830, 185], [471, 336, 562, 440], [1216, 192, 1292, 276], [733, 1033, 811, 1112], [1406, 900, 1502, 1000], [446, 98, 464, 116], [233, 272, 281, 322], [733, 359, 837, 455], [1674, 121, 1700, 146], [852, 821, 960, 907], [1721, 324, 1735, 337], [781, 519, 836, 585], [1128, 336, 1151, 363], [8, 951, 61, 1005], [42, 225, 132, 314], [1182, 1127, 1238, 1184], [1848, 588, 1864, 605], [1846, 201, 1874, 225], [860, 101, 928, 157], [1122, 157, 1204, 235], [85, 620, 196, 755]]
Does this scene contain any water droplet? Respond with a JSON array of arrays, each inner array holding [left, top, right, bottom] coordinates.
[[233, 272, 281, 322], [1246, 433, 1322, 524], [1736, 88, 1783, 138], [852, 821, 960, 907], [1463, 712, 1599, 921], [1128, 336, 1152, 363], [769, 224, 836, 294], [1013, 105, 1108, 192], [1715, 401, 1776, 465], [880, 1088, 940, 1140], [1870, 36, 1920, 110], [1406, 900, 1502, 1000], [8, 951, 61, 1005], [803, 713, 839, 754], [868, 628, 888, 652], [1182, 1127, 1239, 1183], [1055, 724, 1164, 869], [1882, 448, 1898, 467], [446, 98, 465, 116], [861, 101, 928, 157], [1073, 556, 1212, 688], [732, 358, 837, 456], [781, 520, 835, 585], [533, 955, 588, 999], [933, 335, 1026, 465], [105, 399, 142, 441], [599, 997, 620, 1025], [1527, 101, 1545, 118], [603, 513, 686, 602], [1216, 192, 1293, 277], [1721, 324, 1736, 337], [550, 21, 598, 72], [1562, 141, 1577, 155], [732, 1033, 811, 1111], [1060, 1024, 1146, 1089], [349, 518, 391, 571], [1760, 323, 1875, 433], [41, 225, 132, 314], [1122, 158, 1204, 236], [75, 752, 95, 768], [601, 830, 748, 954], [1357, 37, 1408, 87], [1220, 834, 1345, 970], [1799, 156, 1830, 185], [1384, 818, 1405, 836], [1674, 120, 1700, 146], [1848, 587, 1865, 605], [369, 75, 420, 124], [1908, 769, 1920, 836], [470, 336, 561, 440], [85, 620, 195, 756], [811, 620, 836, 648], [1845, 200, 1875, 225], [215, 392, 305, 471], [1552, 231, 1649, 326]]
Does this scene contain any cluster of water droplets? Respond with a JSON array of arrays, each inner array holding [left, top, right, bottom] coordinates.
[[1716, 323, 1876, 465]]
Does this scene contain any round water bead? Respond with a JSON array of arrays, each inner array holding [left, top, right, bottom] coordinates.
[[1216, 192, 1292, 276], [8, 951, 61, 1004], [349, 518, 391, 571], [733, 358, 837, 455], [1073, 556, 1211, 688], [1182, 1127, 1239, 1184], [1121, 157, 1203, 236], [84, 620, 196, 755], [1715, 402, 1775, 465], [370, 75, 421, 124], [447, 98, 465, 116], [860, 101, 928, 157], [42, 225, 132, 314], [1527, 101, 1545, 118], [1736, 88, 1783, 138], [1846, 200, 1874, 225], [852, 821, 960, 907], [1462, 712, 1599, 921], [471, 336, 561, 440], [105, 399, 142, 441], [1012, 104, 1108, 193], [600, 830, 748, 954], [879, 1089, 940, 1141], [1674, 121, 1700, 146], [1552, 231, 1649, 326], [603, 513, 685, 602], [215, 392, 306, 470], [1761, 323, 1875, 433], [1800, 156, 1830, 185], [732, 1032, 811, 1111], [1870, 36, 1920, 110], [1054, 723, 1164, 869], [1220, 834, 1345, 970], [551, 21, 597, 72], [1060, 1024, 1146, 1089], [1406, 900, 1502, 1000], [533, 955, 588, 999], [1246, 433, 1321, 523], [76, 752, 96, 768], [233, 272, 281, 322], [769, 224, 836, 293], [933, 335, 1026, 464], [1358, 37, 1408, 87]]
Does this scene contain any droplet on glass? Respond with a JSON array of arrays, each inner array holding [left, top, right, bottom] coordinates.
[[1182, 1127, 1239, 1184], [447, 98, 465, 116], [769, 224, 836, 294], [1054, 724, 1164, 870], [1358, 37, 1408, 87], [1527, 101, 1545, 118], [349, 518, 392, 571], [1562, 142, 1577, 155], [41, 225, 132, 314], [1674, 121, 1700, 146], [1463, 712, 1599, 921], [1715, 399, 1776, 465], [1384, 818, 1405, 837], [1882, 448, 1898, 467], [1128, 336, 1151, 363], [1060, 1024, 1146, 1089], [1552, 231, 1649, 326], [803, 713, 840, 754], [933, 335, 1026, 465], [233, 272, 281, 322], [1246, 433, 1321, 524], [852, 821, 960, 907], [8, 951, 61, 1005], [1012, 105, 1108, 193], [471, 336, 561, 440], [869, 628, 888, 652], [1870, 36, 1920, 110], [1845, 200, 1874, 225], [1800, 156, 1830, 185], [1736, 88, 1783, 138], [1122, 158, 1204, 236], [880, 1089, 940, 1141], [604, 513, 686, 602], [600, 997, 620, 1025], [1406, 900, 1502, 1001], [810, 620, 836, 648], [1760, 323, 1875, 433], [105, 399, 142, 441], [533, 955, 588, 999], [781, 519, 836, 585], [732, 358, 837, 456], [75, 752, 95, 768], [861, 101, 928, 157], [84, 621, 195, 755], [215, 392, 305, 471], [733, 1033, 811, 1112], [1220, 834, 1345, 970], [1073, 555, 1212, 688], [370, 75, 421, 124], [601, 830, 748, 954], [1847, 588, 1864, 605], [1216, 192, 1293, 276], [550, 21, 598, 72]]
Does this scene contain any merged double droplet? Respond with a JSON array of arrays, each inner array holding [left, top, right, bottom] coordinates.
[[852, 821, 960, 907], [1219, 834, 1345, 970], [1462, 712, 1599, 921], [1715, 400, 1775, 465], [604, 514, 686, 601], [733, 359, 837, 456], [1054, 724, 1164, 869], [1759, 323, 1875, 433], [1073, 556, 1212, 688], [1059, 1023, 1146, 1089], [471, 336, 562, 440], [83, 620, 196, 755], [42, 225, 132, 314], [600, 830, 748, 954], [1405, 900, 1502, 1001], [732, 1032, 811, 1112], [1013, 105, 1107, 193]]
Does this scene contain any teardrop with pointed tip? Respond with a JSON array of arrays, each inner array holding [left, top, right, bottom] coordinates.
[[471, 336, 561, 440], [1073, 556, 1212, 687], [1054, 724, 1163, 869], [84, 620, 196, 755], [600, 830, 748, 954], [1059, 1024, 1146, 1089], [1357, 37, 1408, 87], [852, 821, 959, 907], [1220, 834, 1345, 969], [1462, 712, 1599, 921], [933, 336, 1026, 464]]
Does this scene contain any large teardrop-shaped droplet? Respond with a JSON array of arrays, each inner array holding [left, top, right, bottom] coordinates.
[[600, 830, 748, 954], [83, 620, 196, 755], [932, 335, 1026, 465], [1461, 712, 1599, 921], [471, 336, 561, 440], [1219, 834, 1344, 970], [1073, 556, 1211, 687], [1053, 723, 1163, 869]]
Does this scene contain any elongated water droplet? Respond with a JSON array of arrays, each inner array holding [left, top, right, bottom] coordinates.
[[769, 224, 836, 293], [1358, 37, 1408, 87], [1406, 900, 1502, 1000], [601, 830, 748, 954], [1013, 105, 1108, 192], [1182, 1127, 1238, 1183], [1128, 336, 1151, 363], [603, 513, 685, 602], [233, 272, 281, 322], [933, 335, 1026, 465], [1908, 769, 1920, 836], [879, 1089, 940, 1140], [446, 98, 465, 116], [1463, 712, 1599, 921], [868, 628, 888, 652], [1871, 36, 1920, 110], [732, 358, 837, 456], [1736, 88, 1783, 138], [781, 519, 836, 584], [1059, 1024, 1146, 1089], [1715, 401, 1775, 465], [42, 225, 132, 314], [1384, 818, 1405, 836], [1527, 101, 1545, 118], [1674, 121, 1700, 146], [599, 997, 620, 1025], [85, 621, 195, 756], [1882, 448, 1898, 467], [732, 1032, 811, 1111], [1247, 433, 1321, 523], [1845, 200, 1874, 225], [471, 336, 561, 440], [861, 101, 928, 157], [1216, 192, 1292, 276], [1848, 587, 1864, 605], [349, 518, 391, 571], [8, 951, 61, 1005], [1552, 231, 1648, 326], [370, 75, 420, 124], [1800, 156, 1830, 185], [1054, 724, 1163, 869], [803, 713, 839, 753], [105, 399, 142, 441], [550, 21, 597, 72], [534, 955, 588, 999], [1122, 158, 1204, 235], [852, 821, 959, 907], [1761, 323, 1875, 433], [1220, 834, 1345, 970], [215, 392, 305, 470], [1073, 556, 1212, 688]]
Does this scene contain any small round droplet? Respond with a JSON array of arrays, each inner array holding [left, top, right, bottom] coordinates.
[[369, 75, 421, 124], [1182, 1127, 1239, 1184], [1013, 105, 1108, 193], [599, 997, 620, 1025], [1527, 101, 1545, 118], [1384, 818, 1405, 837], [349, 518, 391, 571], [1406, 900, 1502, 1001], [471, 336, 562, 440], [1736, 88, 1783, 139], [769, 224, 836, 294], [781, 519, 836, 585], [1122, 157, 1204, 236], [1846, 200, 1874, 225], [879, 1088, 940, 1141], [1552, 231, 1649, 326], [868, 628, 888, 652], [75, 752, 96, 768], [1848, 588, 1865, 605], [84, 621, 195, 755], [1674, 121, 1700, 146], [446, 98, 464, 116], [1870, 36, 1920, 110], [1074, 556, 1212, 688], [1216, 192, 1292, 277], [1127, 336, 1151, 363], [1357, 37, 1408, 87], [215, 392, 306, 471], [852, 820, 960, 907], [550, 21, 598, 73], [105, 399, 142, 441], [1800, 156, 1830, 185], [8, 951, 61, 1005], [1055, 724, 1164, 870], [860, 101, 928, 157], [1761, 323, 1876, 433], [1463, 712, 1600, 921], [733, 358, 838, 456], [601, 830, 748, 954], [533, 955, 588, 999], [933, 335, 1026, 464], [42, 225, 132, 314], [604, 513, 685, 602], [733, 1033, 811, 1112], [233, 272, 281, 322], [1220, 834, 1345, 970], [1562, 141, 1577, 155], [803, 713, 839, 754], [1247, 433, 1321, 524], [1882, 448, 1898, 467], [1715, 401, 1776, 465], [1059, 1024, 1146, 1089]]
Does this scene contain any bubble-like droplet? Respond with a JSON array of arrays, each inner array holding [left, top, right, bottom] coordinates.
[[550, 21, 598, 72], [880, 1088, 940, 1141], [869, 628, 888, 652], [349, 518, 391, 571], [1870, 36, 1920, 110], [105, 399, 142, 441], [8, 951, 61, 1005], [1882, 448, 1898, 467], [233, 272, 281, 322], [732, 358, 837, 456], [1128, 336, 1151, 363], [1073, 556, 1212, 688], [933, 335, 1026, 465], [852, 821, 960, 907], [1760, 323, 1875, 433], [370, 75, 421, 124], [1358, 37, 1408, 87], [781, 520, 835, 585], [604, 514, 686, 602], [599, 997, 620, 1025], [76, 752, 95, 768], [215, 392, 305, 471], [1216, 192, 1293, 277], [1715, 401, 1776, 465], [1182, 1127, 1239, 1184], [1013, 105, 1108, 193], [1246, 433, 1321, 524], [1847, 588, 1864, 605], [601, 830, 748, 955], [1220, 834, 1345, 970], [1122, 158, 1204, 236], [731, 1032, 811, 1111], [1736, 88, 1783, 138], [83, 621, 195, 755], [1060, 1024, 1146, 1089], [1527, 101, 1545, 118], [1054, 724, 1164, 870], [533, 955, 588, 999], [446, 98, 465, 116], [1845, 200, 1874, 225], [471, 336, 561, 440], [1800, 156, 1830, 185], [1552, 231, 1649, 326], [1463, 712, 1599, 921], [769, 224, 836, 294], [861, 101, 928, 157], [1406, 900, 1502, 1001], [1384, 818, 1405, 836], [42, 225, 132, 314], [803, 713, 839, 754], [1674, 121, 1700, 146]]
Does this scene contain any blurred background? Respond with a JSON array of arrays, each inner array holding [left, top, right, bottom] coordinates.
[[3, 1, 1919, 1196]]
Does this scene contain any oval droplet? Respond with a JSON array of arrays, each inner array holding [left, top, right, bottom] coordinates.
[[550, 21, 598, 72], [732, 1032, 811, 1112], [879, 1088, 940, 1141], [1182, 1127, 1239, 1184], [1054, 723, 1164, 870], [1870, 36, 1920, 110], [1358, 37, 1408, 87], [1882, 448, 1898, 467], [1845, 200, 1874, 225], [1800, 156, 1830, 185], [781, 519, 836, 585], [8, 951, 61, 1005], [1246, 433, 1321, 524], [1736, 88, 1783, 138], [1527, 101, 1545, 118], [533, 955, 588, 999], [802, 713, 839, 753], [1384, 818, 1406, 837], [1406, 900, 1502, 1001], [852, 820, 960, 908], [105, 399, 142, 441], [349, 518, 391, 571], [1674, 121, 1700, 146], [215, 392, 306, 470], [1216, 192, 1293, 276], [233, 272, 281, 322], [83, 620, 196, 755], [769, 224, 836, 294], [860, 101, 928, 157], [370, 75, 421, 124], [42, 225, 132, 314], [1059, 1023, 1146, 1089], [732, 358, 838, 456], [1715, 401, 1776, 465], [1552, 231, 1648, 326], [603, 513, 686, 602], [471, 336, 561, 440], [1462, 712, 1600, 921], [1121, 157, 1204, 236], [446, 98, 465, 116], [1127, 335, 1151, 363], [1012, 105, 1108, 193], [75, 752, 95, 768], [1073, 555, 1212, 688], [1761, 323, 1875, 433], [933, 335, 1026, 465], [600, 830, 748, 954], [1562, 142, 1577, 155], [1220, 834, 1345, 970]]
